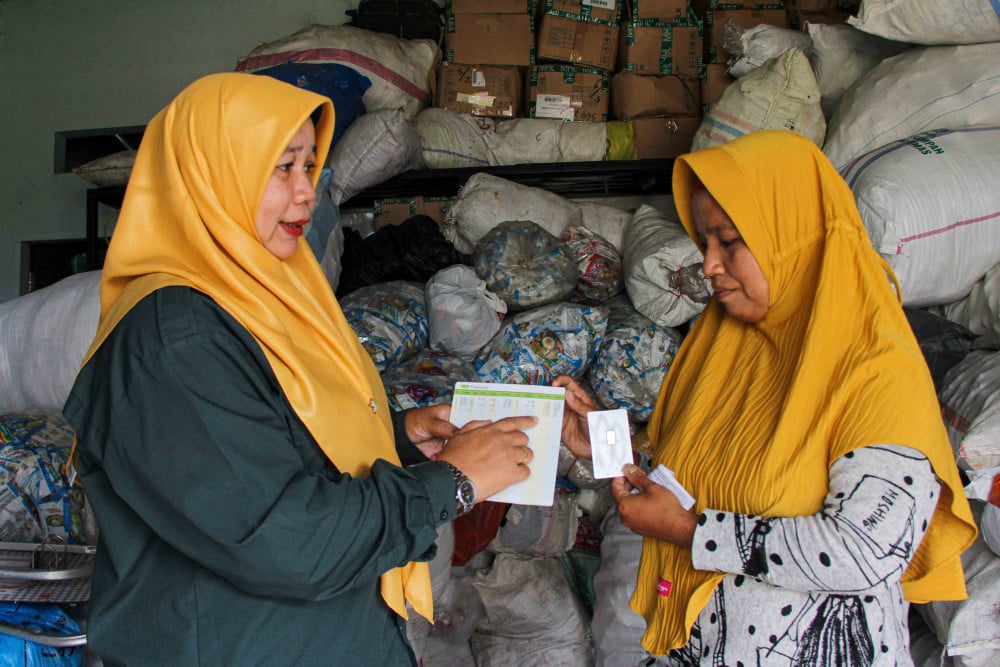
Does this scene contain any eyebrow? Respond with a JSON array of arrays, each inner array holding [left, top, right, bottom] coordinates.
[[283, 143, 318, 155]]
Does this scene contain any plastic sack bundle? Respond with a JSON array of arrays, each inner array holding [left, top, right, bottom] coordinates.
[[473, 220, 578, 312], [560, 225, 623, 305], [475, 302, 608, 385], [487, 491, 581, 557], [340, 281, 428, 373], [623, 204, 710, 328], [557, 442, 606, 491], [381, 350, 478, 411], [0, 410, 92, 545], [426, 265, 507, 357], [590, 296, 684, 424], [326, 107, 425, 207], [965, 467, 1000, 558], [0, 602, 84, 667], [336, 215, 468, 299]]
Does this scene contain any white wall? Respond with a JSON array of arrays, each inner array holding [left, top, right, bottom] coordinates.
[[0, 0, 358, 303]]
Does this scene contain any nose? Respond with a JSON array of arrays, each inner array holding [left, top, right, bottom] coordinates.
[[701, 243, 723, 278], [293, 171, 316, 208]]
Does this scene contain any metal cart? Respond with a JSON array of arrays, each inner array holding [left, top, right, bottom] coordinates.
[[0, 537, 95, 648]]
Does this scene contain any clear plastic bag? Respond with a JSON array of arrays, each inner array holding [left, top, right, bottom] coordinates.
[[425, 265, 507, 358]]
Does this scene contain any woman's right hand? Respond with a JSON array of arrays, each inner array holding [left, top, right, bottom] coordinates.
[[437, 416, 538, 501], [552, 374, 597, 459]]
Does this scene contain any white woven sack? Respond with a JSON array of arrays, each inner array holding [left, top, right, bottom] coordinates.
[[965, 467, 1000, 558], [591, 510, 652, 667], [727, 24, 814, 78], [415, 109, 608, 169], [824, 43, 1000, 173], [471, 553, 593, 667], [692, 48, 825, 151], [443, 172, 584, 254], [842, 126, 1000, 308], [918, 504, 1000, 667], [623, 204, 708, 328], [806, 22, 911, 121], [848, 0, 1000, 46], [938, 350, 1000, 472], [326, 108, 424, 206], [234, 24, 439, 119], [487, 493, 580, 557], [934, 263, 1000, 348], [0, 271, 101, 412], [576, 201, 631, 252]]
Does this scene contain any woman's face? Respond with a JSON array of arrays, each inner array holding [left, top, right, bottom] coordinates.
[[254, 119, 318, 260], [692, 189, 770, 323]]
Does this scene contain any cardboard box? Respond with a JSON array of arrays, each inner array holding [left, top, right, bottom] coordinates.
[[625, 0, 689, 21], [618, 21, 703, 78], [629, 115, 702, 158], [692, 0, 785, 10], [446, 0, 532, 13], [536, 0, 622, 70], [788, 9, 852, 29], [547, 0, 622, 24], [373, 196, 454, 230], [528, 65, 610, 122], [610, 72, 700, 119], [704, 8, 788, 63], [436, 62, 524, 117], [701, 62, 735, 109], [445, 13, 536, 66]]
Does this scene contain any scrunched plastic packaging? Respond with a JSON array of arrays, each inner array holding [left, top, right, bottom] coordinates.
[[0, 410, 91, 545], [590, 295, 684, 423], [475, 302, 608, 385], [340, 280, 428, 372], [560, 225, 623, 305], [473, 220, 578, 311], [381, 350, 479, 411], [426, 265, 508, 358]]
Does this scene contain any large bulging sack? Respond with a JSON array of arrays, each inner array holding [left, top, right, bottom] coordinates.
[[0, 272, 101, 412]]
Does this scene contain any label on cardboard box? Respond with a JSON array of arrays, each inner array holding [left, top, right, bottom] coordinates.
[[536, 95, 576, 120], [546, 0, 622, 25]]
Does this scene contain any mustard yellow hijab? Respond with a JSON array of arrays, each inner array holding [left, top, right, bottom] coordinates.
[[79, 72, 432, 621], [632, 130, 977, 654]]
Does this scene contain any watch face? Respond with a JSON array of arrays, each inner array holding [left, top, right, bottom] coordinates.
[[458, 480, 476, 506]]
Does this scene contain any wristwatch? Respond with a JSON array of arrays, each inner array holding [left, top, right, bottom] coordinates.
[[441, 462, 476, 517]]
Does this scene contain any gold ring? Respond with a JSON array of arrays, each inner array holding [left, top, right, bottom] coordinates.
[[520, 446, 530, 465]]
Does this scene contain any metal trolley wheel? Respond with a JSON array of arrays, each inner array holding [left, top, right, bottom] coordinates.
[[0, 537, 95, 647]]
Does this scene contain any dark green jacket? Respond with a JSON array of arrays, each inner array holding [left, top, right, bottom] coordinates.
[[63, 287, 457, 666]]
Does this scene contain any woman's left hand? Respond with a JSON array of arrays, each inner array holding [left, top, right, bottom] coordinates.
[[404, 404, 457, 460], [552, 374, 597, 459], [612, 464, 698, 547]]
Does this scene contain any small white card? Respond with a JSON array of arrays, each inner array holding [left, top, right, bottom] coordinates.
[[588, 408, 633, 479], [647, 464, 696, 510]]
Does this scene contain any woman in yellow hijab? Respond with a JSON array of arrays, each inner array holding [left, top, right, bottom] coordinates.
[[561, 130, 976, 665], [63, 72, 536, 666]]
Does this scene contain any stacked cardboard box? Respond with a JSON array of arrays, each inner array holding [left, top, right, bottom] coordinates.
[[528, 65, 611, 122], [438, 0, 533, 118], [692, 1, 788, 65]]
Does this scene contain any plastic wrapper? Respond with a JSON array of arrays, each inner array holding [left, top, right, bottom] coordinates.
[[472, 220, 578, 312], [340, 281, 428, 372], [426, 265, 507, 358], [475, 302, 609, 385], [560, 225, 624, 305], [0, 411, 91, 545], [380, 350, 478, 411], [0, 602, 84, 667], [590, 296, 684, 424]]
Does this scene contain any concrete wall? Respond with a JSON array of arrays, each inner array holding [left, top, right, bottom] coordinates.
[[0, 0, 360, 303]]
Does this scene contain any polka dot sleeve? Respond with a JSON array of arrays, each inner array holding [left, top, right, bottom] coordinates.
[[689, 444, 941, 594]]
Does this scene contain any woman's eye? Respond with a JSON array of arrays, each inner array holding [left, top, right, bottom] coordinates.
[[276, 162, 292, 173], [305, 162, 317, 174]]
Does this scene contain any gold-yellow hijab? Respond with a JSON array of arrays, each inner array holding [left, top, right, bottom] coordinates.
[[79, 72, 432, 621], [633, 130, 976, 654]]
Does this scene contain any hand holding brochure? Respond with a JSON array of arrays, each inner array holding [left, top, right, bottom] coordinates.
[[449, 382, 565, 506]]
